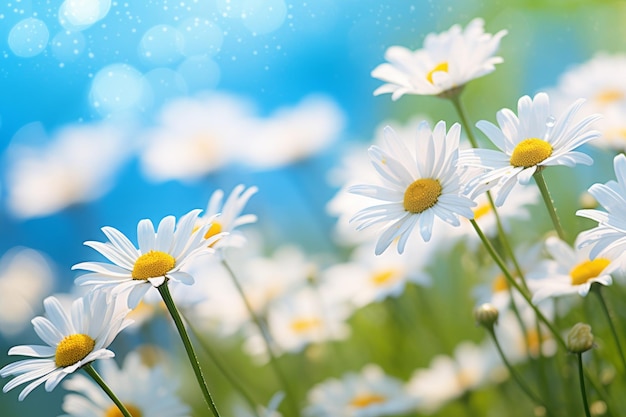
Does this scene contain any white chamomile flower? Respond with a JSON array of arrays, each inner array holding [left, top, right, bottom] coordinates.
[[0, 292, 131, 401], [349, 120, 475, 255], [59, 350, 190, 417], [460, 92, 601, 206], [371, 18, 507, 99], [577, 153, 626, 271], [197, 184, 258, 251], [304, 364, 415, 417], [72, 209, 218, 308], [528, 236, 613, 304]]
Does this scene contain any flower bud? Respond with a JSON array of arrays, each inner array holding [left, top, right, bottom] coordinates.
[[474, 303, 499, 329], [567, 322, 594, 353]]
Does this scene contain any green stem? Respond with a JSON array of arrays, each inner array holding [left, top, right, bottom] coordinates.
[[470, 219, 567, 351], [83, 363, 133, 417], [449, 93, 479, 148], [221, 259, 302, 417], [157, 282, 222, 417], [577, 353, 592, 417], [184, 315, 262, 417], [592, 285, 626, 373], [487, 328, 552, 413], [533, 169, 566, 241]]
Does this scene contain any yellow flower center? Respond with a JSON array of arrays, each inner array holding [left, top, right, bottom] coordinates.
[[349, 393, 386, 408], [131, 250, 176, 280], [55, 334, 96, 367], [371, 269, 400, 286], [491, 274, 509, 293], [570, 258, 611, 286], [290, 318, 321, 334], [403, 178, 442, 213], [203, 221, 223, 247], [509, 138, 553, 168], [595, 89, 624, 105], [473, 203, 492, 220], [104, 403, 143, 417], [426, 61, 449, 84]]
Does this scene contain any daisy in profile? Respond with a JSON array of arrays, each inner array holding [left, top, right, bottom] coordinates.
[[460, 92, 601, 206], [527, 235, 613, 304], [196, 184, 258, 251], [73, 209, 218, 308], [349, 120, 475, 255], [59, 350, 190, 417], [304, 364, 415, 417], [0, 292, 131, 401], [371, 18, 507, 99], [577, 153, 626, 270]]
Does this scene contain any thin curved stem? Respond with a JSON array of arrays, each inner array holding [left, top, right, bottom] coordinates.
[[221, 259, 302, 417], [83, 363, 133, 417], [449, 94, 479, 148], [577, 353, 592, 417], [592, 285, 626, 373], [533, 169, 566, 241], [157, 282, 222, 417], [487, 328, 552, 413]]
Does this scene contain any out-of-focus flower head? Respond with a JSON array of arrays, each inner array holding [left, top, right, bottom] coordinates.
[[5, 122, 131, 218], [371, 18, 507, 99]]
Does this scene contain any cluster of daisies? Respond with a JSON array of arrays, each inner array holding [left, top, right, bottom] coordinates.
[[3, 15, 626, 417]]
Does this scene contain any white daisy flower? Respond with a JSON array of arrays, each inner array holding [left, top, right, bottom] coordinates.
[[0, 292, 131, 401], [527, 236, 613, 304], [59, 350, 190, 417], [197, 184, 258, 250], [577, 153, 626, 270], [349, 120, 475, 255], [304, 364, 415, 417], [371, 18, 507, 99], [72, 209, 217, 308], [460, 92, 601, 206]]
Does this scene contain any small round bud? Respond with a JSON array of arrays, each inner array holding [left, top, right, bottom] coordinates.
[[474, 303, 499, 329], [578, 191, 598, 210], [567, 322, 594, 353]]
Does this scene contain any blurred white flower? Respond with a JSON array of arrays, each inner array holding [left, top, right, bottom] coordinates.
[[0, 248, 55, 338], [549, 53, 626, 150], [139, 93, 255, 182], [493, 308, 557, 364], [5, 122, 130, 218], [60, 350, 190, 417], [320, 239, 431, 309], [237, 95, 345, 169], [371, 18, 507, 99], [304, 364, 415, 417], [407, 341, 500, 413], [527, 235, 613, 304]]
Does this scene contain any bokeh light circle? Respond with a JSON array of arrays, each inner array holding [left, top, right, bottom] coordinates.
[[177, 55, 220, 91], [89, 63, 148, 114], [178, 18, 223, 57], [241, 0, 287, 34], [143, 68, 188, 108], [138, 24, 184, 66], [50, 30, 86, 61], [8, 18, 50, 58], [58, 0, 111, 31]]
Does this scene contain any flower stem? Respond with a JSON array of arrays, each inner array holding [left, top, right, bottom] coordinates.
[[470, 219, 567, 351], [221, 259, 302, 417], [157, 282, 222, 417], [592, 285, 626, 372], [83, 363, 133, 417], [533, 169, 566, 241], [577, 353, 592, 417], [486, 328, 551, 412], [449, 93, 479, 148]]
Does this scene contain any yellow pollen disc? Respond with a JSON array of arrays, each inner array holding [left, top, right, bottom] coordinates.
[[525, 329, 544, 357], [349, 393, 386, 408], [371, 269, 400, 286], [491, 274, 509, 293], [473, 203, 492, 220], [509, 138, 553, 168], [570, 258, 611, 286], [596, 89, 624, 105], [131, 250, 176, 280], [55, 334, 95, 367], [426, 61, 449, 84], [204, 222, 223, 247], [403, 178, 442, 213], [290, 318, 321, 333], [104, 403, 143, 417]]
